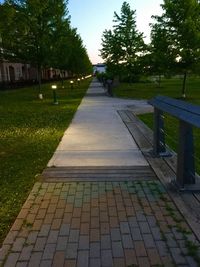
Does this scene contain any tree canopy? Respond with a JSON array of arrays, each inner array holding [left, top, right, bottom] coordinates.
[[150, 0, 200, 96], [100, 1, 145, 80], [0, 0, 92, 91]]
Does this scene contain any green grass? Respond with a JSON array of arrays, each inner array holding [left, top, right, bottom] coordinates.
[[0, 78, 91, 245], [114, 76, 200, 104], [114, 76, 200, 172]]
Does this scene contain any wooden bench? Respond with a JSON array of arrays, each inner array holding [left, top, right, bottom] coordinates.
[[148, 95, 200, 189]]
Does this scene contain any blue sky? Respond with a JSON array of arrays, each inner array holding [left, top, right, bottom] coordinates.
[[68, 0, 163, 64]]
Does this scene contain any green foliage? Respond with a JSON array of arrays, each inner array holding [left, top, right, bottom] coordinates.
[[100, 1, 145, 80], [0, 78, 91, 245], [150, 0, 200, 96], [0, 0, 92, 87]]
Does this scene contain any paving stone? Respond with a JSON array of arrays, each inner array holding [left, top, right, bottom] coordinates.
[[186, 256, 199, 267], [38, 225, 51, 237], [52, 251, 65, 267], [0, 244, 11, 261], [54, 208, 64, 219], [77, 250, 89, 267], [3, 231, 18, 245], [90, 242, 100, 258], [36, 209, 46, 220], [128, 216, 138, 228], [151, 227, 162, 240], [4, 252, 19, 267], [112, 241, 124, 258], [34, 237, 47, 251], [147, 248, 162, 265], [47, 230, 59, 244], [56, 236, 68, 250], [134, 241, 147, 257], [139, 221, 151, 234], [137, 256, 151, 267], [59, 223, 70, 236], [16, 261, 28, 267], [79, 235, 89, 250], [10, 219, 24, 231], [90, 229, 100, 242], [122, 234, 134, 249], [89, 258, 101, 267], [130, 227, 142, 241], [109, 216, 119, 228], [66, 243, 78, 259], [101, 235, 111, 249], [73, 207, 82, 218], [142, 233, 156, 248], [42, 243, 56, 260], [28, 252, 43, 267], [40, 260, 52, 267], [80, 223, 90, 235], [155, 240, 169, 256], [91, 217, 100, 228], [100, 222, 110, 235], [26, 231, 39, 245], [120, 222, 130, 234], [111, 228, 121, 241], [12, 237, 25, 252], [81, 212, 90, 223], [101, 250, 113, 267], [170, 247, 187, 265], [44, 213, 54, 224], [19, 245, 33, 261], [124, 249, 138, 266], [51, 218, 62, 230], [68, 230, 79, 243], [63, 212, 72, 224], [165, 233, 178, 248], [64, 259, 76, 267]]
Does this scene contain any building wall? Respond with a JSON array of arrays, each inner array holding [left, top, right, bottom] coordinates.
[[0, 61, 69, 83]]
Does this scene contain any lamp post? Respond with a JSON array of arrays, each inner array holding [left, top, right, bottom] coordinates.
[[51, 85, 58, 105], [70, 80, 74, 89], [77, 78, 80, 86]]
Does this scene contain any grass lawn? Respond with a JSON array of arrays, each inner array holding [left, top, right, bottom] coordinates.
[[0, 78, 91, 245], [114, 76, 200, 104], [114, 76, 200, 172]]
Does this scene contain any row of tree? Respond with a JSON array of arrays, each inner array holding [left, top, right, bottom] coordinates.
[[100, 0, 200, 97], [0, 0, 92, 91]]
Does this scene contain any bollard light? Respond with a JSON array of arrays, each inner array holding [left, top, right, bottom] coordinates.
[[51, 84, 58, 105], [77, 78, 80, 86], [70, 80, 74, 89]]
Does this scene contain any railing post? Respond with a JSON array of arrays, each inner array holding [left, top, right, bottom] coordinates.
[[177, 120, 195, 187], [153, 108, 167, 156]]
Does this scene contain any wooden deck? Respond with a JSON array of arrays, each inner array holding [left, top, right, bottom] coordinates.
[[42, 166, 156, 182]]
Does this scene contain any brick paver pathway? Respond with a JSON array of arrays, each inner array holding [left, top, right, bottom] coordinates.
[[1, 180, 200, 266]]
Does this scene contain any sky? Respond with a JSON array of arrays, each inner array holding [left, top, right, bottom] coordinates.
[[68, 0, 164, 64]]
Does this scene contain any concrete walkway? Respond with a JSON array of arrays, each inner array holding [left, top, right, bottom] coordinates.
[[0, 80, 200, 267], [48, 80, 148, 167]]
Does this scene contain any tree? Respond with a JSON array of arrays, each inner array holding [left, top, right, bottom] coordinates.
[[151, 0, 200, 97], [148, 23, 174, 86], [0, 0, 70, 96], [100, 1, 145, 81]]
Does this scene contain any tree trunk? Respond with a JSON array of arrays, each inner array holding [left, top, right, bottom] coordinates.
[[182, 72, 187, 98], [37, 64, 43, 99]]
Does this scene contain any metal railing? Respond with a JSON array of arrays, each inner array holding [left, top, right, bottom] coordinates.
[[148, 95, 200, 190]]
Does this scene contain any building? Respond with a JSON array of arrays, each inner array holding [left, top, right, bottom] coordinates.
[[0, 61, 69, 84], [93, 63, 106, 74]]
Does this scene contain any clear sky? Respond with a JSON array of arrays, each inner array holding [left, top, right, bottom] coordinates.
[[68, 0, 164, 64]]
